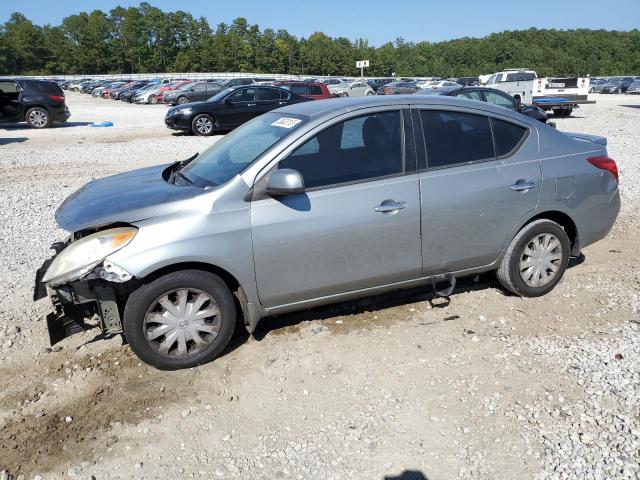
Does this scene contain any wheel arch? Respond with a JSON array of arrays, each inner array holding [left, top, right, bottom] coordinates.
[[512, 210, 580, 256], [134, 261, 262, 332]]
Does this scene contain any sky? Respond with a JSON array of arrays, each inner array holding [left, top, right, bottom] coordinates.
[[2, 0, 639, 45]]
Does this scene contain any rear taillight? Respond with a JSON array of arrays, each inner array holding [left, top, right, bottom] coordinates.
[[48, 95, 65, 102], [588, 155, 618, 183]]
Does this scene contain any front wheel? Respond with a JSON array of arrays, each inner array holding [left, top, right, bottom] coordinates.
[[192, 114, 215, 136], [366, 91, 374, 96], [340, 92, 348, 97], [123, 270, 237, 370], [148, 94, 157, 104], [25, 107, 52, 128], [497, 219, 570, 297]]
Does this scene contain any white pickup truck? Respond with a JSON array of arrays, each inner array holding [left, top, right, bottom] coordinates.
[[483, 69, 595, 116]]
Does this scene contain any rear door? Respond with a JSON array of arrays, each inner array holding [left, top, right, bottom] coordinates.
[[0, 80, 23, 122], [414, 107, 541, 274], [253, 87, 282, 115], [251, 108, 422, 308]]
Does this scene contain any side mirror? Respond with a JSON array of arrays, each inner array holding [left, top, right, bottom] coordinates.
[[265, 169, 305, 196]]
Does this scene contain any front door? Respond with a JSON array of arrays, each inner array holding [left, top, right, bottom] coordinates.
[[0, 81, 22, 123], [415, 108, 541, 274], [218, 87, 256, 128], [251, 109, 422, 308]]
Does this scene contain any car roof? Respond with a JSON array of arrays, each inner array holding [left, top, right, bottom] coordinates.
[[277, 95, 530, 123]]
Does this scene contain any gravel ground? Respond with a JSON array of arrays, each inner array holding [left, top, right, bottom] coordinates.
[[0, 93, 639, 480]]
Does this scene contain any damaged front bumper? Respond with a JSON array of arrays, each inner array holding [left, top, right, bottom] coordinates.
[[34, 245, 128, 346]]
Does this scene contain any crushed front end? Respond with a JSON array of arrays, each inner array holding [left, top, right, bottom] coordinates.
[[34, 230, 137, 346]]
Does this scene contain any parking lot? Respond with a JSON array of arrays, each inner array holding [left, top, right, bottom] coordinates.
[[1, 92, 639, 479]]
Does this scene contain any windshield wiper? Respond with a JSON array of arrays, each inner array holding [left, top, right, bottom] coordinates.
[[173, 169, 194, 185]]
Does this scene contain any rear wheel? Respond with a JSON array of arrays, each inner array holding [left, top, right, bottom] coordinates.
[[366, 91, 374, 96], [123, 270, 236, 370], [192, 114, 215, 136], [340, 92, 348, 97], [177, 96, 189, 105], [25, 107, 52, 128], [497, 219, 570, 297], [148, 94, 157, 104]]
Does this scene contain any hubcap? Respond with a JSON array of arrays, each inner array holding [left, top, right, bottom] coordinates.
[[519, 233, 563, 288], [196, 117, 213, 134], [178, 97, 188, 104], [143, 288, 221, 358], [29, 110, 48, 127]]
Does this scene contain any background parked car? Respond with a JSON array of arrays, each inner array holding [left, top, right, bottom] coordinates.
[[165, 81, 224, 105], [272, 81, 331, 100], [165, 85, 311, 136], [626, 81, 640, 94], [455, 77, 480, 86], [110, 81, 150, 100], [0, 78, 70, 128], [366, 78, 394, 91], [417, 80, 460, 89], [601, 77, 635, 94], [119, 82, 156, 102], [377, 81, 420, 94], [330, 81, 375, 97], [415, 86, 550, 124], [134, 85, 163, 104]]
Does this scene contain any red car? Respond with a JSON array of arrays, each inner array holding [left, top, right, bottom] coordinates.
[[156, 80, 193, 103], [272, 81, 330, 100]]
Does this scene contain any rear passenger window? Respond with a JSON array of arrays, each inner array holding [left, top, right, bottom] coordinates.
[[255, 88, 280, 101], [492, 119, 528, 157], [420, 111, 495, 168], [309, 85, 323, 95], [279, 111, 403, 189], [290, 84, 308, 95]]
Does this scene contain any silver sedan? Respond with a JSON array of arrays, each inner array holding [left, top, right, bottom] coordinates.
[[330, 81, 375, 97]]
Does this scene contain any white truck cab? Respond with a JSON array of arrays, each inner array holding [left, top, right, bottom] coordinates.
[[483, 69, 594, 117]]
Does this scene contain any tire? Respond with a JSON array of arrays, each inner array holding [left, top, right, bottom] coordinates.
[[497, 219, 570, 297], [25, 107, 52, 129], [340, 92, 348, 97], [192, 114, 215, 136], [177, 96, 189, 105], [148, 94, 157, 104], [123, 270, 236, 370], [366, 91, 374, 96]]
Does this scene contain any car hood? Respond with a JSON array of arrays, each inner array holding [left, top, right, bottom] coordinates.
[[55, 164, 203, 232]]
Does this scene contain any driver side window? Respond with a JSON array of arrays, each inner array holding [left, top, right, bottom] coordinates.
[[229, 88, 255, 102], [278, 111, 404, 189]]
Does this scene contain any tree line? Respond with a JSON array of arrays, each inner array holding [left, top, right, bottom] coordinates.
[[1, 3, 638, 77]]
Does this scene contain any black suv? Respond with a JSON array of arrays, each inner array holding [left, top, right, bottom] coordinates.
[[0, 78, 70, 128]]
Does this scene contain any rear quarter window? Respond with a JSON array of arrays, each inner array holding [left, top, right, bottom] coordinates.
[[309, 85, 323, 95], [491, 119, 529, 157]]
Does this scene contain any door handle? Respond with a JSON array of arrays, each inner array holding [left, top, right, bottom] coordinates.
[[510, 181, 536, 191], [279, 101, 287, 105], [247, 103, 255, 107], [374, 201, 407, 213]]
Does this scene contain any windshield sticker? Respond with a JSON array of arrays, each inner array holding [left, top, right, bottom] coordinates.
[[271, 117, 302, 129]]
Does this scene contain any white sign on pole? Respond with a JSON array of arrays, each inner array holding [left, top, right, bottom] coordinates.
[[356, 60, 370, 68]]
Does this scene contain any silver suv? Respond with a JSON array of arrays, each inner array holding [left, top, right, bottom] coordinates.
[[35, 96, 620, 369]]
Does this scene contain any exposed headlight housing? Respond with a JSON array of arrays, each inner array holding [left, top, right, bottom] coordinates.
[[42, 227, 137, 286]]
